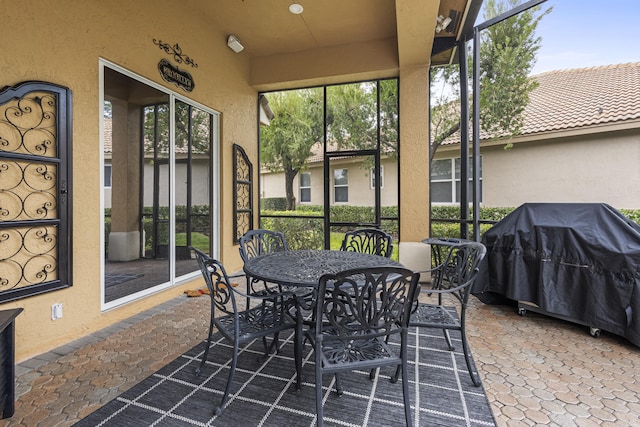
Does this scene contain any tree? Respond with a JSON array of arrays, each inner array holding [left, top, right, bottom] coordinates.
[[141, 101, 212, 156], [260, 81, 398, 210], [260, 88, 324, 210], [326, 80, 398, 156], [430, 0, 551, 160]]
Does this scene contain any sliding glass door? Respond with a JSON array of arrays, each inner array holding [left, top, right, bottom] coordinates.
[[101, 61, 219, 309]]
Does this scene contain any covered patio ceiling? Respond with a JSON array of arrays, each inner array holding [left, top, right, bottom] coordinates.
[[183, 0, 482, 90]]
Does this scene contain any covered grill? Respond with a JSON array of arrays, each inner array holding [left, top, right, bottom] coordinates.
[[474, 203, 640, 346]]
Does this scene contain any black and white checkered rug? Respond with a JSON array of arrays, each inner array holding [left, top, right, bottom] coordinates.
[[75, 326, 496, 427]]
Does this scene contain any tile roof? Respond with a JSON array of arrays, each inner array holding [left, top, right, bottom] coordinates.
[[442, 62, 640, 146], [525, 62, 640, 133]]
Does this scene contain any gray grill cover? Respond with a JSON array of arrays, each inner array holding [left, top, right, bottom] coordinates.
[[474, 203, 640, 346]]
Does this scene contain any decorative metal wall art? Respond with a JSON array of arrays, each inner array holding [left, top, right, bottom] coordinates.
[[152, 39, 198, 68], [233, 144, 253, 244], [0, 81, 72, 302], [153, 39, 197, 93]]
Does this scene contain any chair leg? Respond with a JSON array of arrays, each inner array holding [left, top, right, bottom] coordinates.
[[391, 364, 401, 383], [461, 327, 481, 387], [261, 332, 281, 361], [369, 367, 377, 380], [334, 374, 343, 396], [401, 360, 414, 427], [196, 316, 215, 375], [315, 350, 324, 427], [443, 329, 455, 351], [294, 319, 303, 390], [215, 341, 239, 416]]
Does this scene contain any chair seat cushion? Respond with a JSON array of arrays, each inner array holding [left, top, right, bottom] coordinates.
[[410, 304, 461, 329]]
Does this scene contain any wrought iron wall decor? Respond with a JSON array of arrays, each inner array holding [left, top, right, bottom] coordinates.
[[157, 59, 194, 92], [152, 39, 198, 68], [0, 81, 72, 302], [233, 144, 253, 244]]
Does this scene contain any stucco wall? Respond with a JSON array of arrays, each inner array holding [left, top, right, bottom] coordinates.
[[260, 157, 399, 207], [2, 0, 257, 360], [436, 128, 640, 210]]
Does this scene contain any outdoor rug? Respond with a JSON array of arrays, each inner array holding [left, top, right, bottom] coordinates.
[[75, 326, 497, 427]]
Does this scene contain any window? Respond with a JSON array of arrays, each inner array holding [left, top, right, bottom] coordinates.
[[300, 172, 311, 203], [104, 164, 112, 188], [334, 168, 348, 203], [431, 157, 482, 203], [370, 165, 384, 189]]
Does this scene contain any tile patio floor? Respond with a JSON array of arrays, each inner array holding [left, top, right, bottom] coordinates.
[[2, 281, 639, 427]]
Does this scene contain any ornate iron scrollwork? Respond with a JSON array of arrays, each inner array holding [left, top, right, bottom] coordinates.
[[0, 81, 72, 302], [233, 144, 253, 244], [152, 39, 198, 68]]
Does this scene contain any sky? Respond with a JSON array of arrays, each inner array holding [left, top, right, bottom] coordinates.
[[478, 0, 640, 75]]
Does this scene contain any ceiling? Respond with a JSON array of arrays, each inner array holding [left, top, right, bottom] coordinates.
[[183, 0, 481, 88]]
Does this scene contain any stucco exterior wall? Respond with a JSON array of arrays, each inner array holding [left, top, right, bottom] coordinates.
[[2, 0, 257, 360], [482, 130, 640, 209], [435, 127, 640, 210], [260, 158, 399, 207]]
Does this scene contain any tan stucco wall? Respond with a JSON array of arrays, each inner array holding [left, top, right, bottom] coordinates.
[[398, 66, 431, 242], [435, 127, 640, 210], [2, 0, 256, 361]]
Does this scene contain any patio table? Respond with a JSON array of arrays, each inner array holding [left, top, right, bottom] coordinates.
[[242, 249, 405, 388], [243, 249, 403, 288]]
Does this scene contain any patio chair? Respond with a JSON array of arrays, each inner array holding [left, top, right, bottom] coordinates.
[[394, 240, 486, 386], [339, 228, 393, 258], [190, 247, 299, 415], [239, 229, 290, 294], [308, 266, 420, 427]]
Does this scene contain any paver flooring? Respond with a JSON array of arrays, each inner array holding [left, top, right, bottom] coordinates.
[[1, 285, 639, 426]]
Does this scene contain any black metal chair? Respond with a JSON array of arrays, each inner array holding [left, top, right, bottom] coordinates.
[[190, 247, 299, 415], [308, 266, 420, 427], [339, 228, 393, 258], [239, 229, 290, 294], [395, 240, 487, 387]]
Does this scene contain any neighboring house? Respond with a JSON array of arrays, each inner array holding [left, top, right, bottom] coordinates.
[[260, 143, 399, 207], [271, 63, 640, 210], [435, 62, 640, 209]]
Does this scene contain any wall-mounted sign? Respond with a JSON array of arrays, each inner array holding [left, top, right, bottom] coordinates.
[[158, 59, 194, 92]]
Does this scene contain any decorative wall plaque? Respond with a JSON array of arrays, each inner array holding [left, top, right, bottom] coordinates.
[[157, 59, 194, 92]]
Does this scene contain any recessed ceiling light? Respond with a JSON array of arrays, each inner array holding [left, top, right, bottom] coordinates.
[[289, 3, 304, 14]]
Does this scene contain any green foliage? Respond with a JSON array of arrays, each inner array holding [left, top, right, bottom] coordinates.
[[260, 216, 324, 250], [430, 0, 551, 157], [326, 80, 399, 157], [142, 102, 212, 156], [620, 209, 640, 225], [260, 205, 399, 250], [260, 89, 324, 210], [261, 198, 287, 211], [432, 205, 640, 240], [479, 0, 552, 141]]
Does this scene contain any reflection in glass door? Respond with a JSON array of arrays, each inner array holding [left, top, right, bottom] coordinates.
[[102, 62, 217, 308]]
